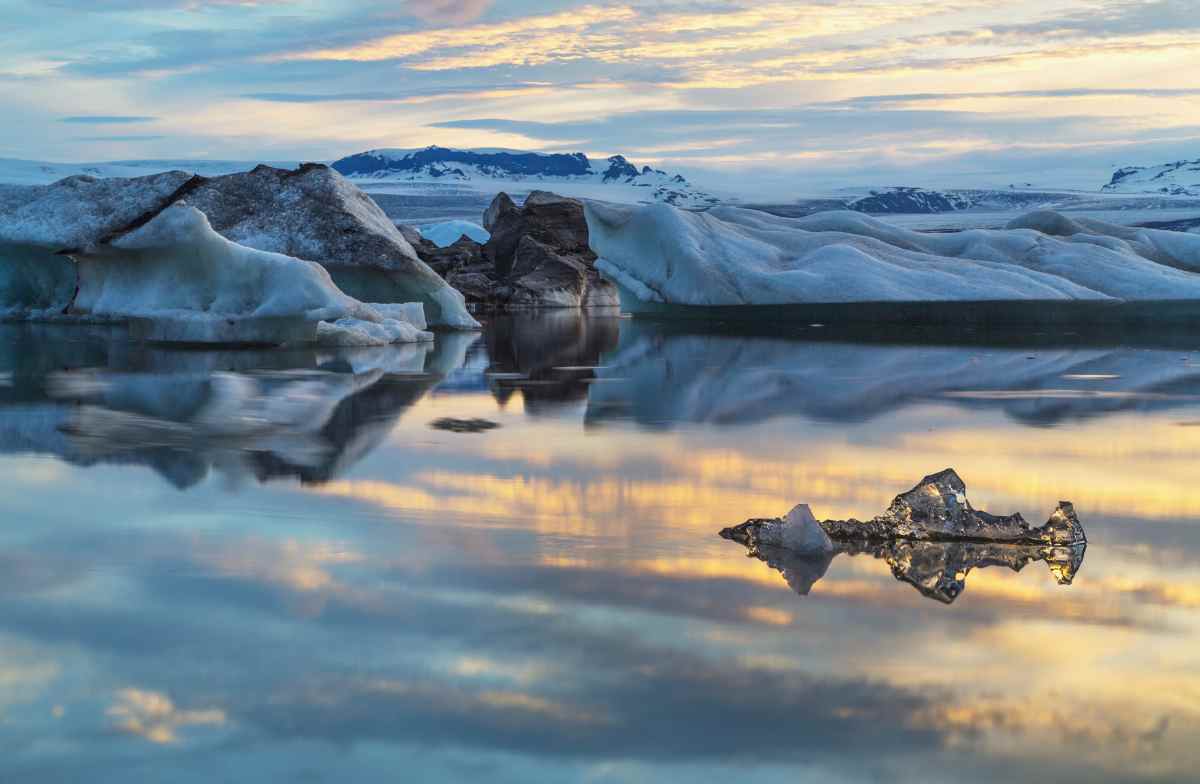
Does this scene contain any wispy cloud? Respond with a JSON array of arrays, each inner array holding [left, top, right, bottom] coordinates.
[[59, 115, 158, 124], [69, 134, 168, 142], [107, 688, 226, 745], [406, 0, 493, 24]]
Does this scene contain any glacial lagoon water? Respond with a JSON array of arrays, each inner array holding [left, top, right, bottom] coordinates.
[[0, 314, 1197, 782]]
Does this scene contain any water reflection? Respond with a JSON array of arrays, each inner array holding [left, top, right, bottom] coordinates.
[[733, 540, 1087, 604], [0, 316, 1198, 782], [0, 323, 476, 488], [483, 311, 619, 415], [587, 322, 1200, 427]]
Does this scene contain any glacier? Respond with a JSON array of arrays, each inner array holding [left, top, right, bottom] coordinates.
[[584, 202, 1200, 319]]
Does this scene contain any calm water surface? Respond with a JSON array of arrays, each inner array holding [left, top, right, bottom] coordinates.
[[0, 314, 1197, 782]]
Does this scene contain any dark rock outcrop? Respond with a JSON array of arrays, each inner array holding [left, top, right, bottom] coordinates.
[[409, 191, 618, 309]]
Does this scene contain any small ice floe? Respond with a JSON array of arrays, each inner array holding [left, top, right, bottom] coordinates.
[[722, 469, 1086, 548], [419, 220, 490, 248], [721, 469, 1087, 604]]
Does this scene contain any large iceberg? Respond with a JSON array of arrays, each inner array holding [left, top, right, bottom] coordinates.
[[584, 202, 1200, 319], [174, 164, 477, 329], [0, 165, 476, 343], [71, 203, 422, 345]]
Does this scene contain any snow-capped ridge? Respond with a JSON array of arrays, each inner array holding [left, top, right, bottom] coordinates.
[[1103, 159, 1200, 196], [330, 145, 718, 208]]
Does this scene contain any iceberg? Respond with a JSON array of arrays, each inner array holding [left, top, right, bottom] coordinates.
[[420, 220, 490, 248], [176, 164, 478, 329], [0, 165, 476, 342], [584, 202, 1200, 320], [71, 203, 432, 346]]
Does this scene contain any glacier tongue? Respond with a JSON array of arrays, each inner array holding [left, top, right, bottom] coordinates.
[[584, 202, 1200, 314]]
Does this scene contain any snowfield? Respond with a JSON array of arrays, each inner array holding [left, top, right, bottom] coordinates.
[[584, 202, 1200, 316], [1104, 159, 1200, 197]]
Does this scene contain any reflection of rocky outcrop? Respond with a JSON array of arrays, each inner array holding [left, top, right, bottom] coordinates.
[[484, 312, 620, 415], [0, 325, 455, 489], [411, 192, 618, 309], [586, 326, 1200, 427], [722, 470, 1087, 604]]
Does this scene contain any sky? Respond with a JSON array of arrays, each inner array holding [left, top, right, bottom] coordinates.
[[2, 0, 1199, 188]]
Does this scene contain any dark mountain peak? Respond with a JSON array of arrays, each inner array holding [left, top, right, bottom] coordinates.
[[602, 155, 639, 182]]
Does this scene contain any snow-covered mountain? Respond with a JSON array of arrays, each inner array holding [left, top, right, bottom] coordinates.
[[1103, 159, 1200, 196], [841, 186, 1137, 214], [330, 146, 718, 208], [0, 158, 295, 186]]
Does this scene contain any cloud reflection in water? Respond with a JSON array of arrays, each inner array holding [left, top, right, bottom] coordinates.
[[0, 318, 1198, 781]]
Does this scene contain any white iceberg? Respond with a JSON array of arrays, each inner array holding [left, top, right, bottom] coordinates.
[[0, 172, 192, 316], [584, 203, 1200, 316], [178, 164, 479, 329], [0, 165, 479, 339], [419, 220, 490, 248], [0, 172, 441, 345], [69, 203, 432, 346]]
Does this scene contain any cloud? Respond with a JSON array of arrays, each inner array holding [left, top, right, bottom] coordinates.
[[58, 115, 157, 124], [241, 82, 556, 103], [406, 0, 493, 24], [45, 0, 294, 9], [70, 134, 168, 142], [106, 688, 226, 744]]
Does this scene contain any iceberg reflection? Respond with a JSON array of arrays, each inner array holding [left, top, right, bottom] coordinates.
[[587, 324, 1200, 427], [0, 324, 469, 488]]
